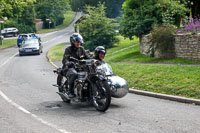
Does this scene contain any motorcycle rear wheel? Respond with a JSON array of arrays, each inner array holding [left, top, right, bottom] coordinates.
[[91, 81, 111, 112]]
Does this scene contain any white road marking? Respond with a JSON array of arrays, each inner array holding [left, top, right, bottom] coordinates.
[[0, 40, 71, 133], [51, 38, 57, 41], [0, 91, 71, 133], [39, 31, 58, 37], [0, 52, 18, 68], [43, 41, 49, 44], [43, 36, 63, 45]]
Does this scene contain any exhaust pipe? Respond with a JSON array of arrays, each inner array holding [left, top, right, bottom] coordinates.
[[56, 92, 70, 101]]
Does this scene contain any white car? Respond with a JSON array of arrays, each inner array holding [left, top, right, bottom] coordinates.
[[1, 27, 19, 37], [0, 35, 4, 40], [18, 38, 43, 56]]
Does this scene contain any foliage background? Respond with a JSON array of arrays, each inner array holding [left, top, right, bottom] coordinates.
[[0, 0, 70, 33], [119, 0, 188, 41], [77, 4, 119, 51], [0, 0, 199, 34], [70, 0, 125, 18]]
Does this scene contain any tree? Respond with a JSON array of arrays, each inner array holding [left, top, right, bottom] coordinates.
[[70, 0, 125, 18], [120, 0, 188, 43], [35, 0, 70, 28], [17, 4, 36, 33], [0, 0, 36, 19], [1, 0, 70, 32], [77, 3, 119, 51], [0, 0, 36, 32], [175, 0, 200, 18], [190, 0, 200, 17], [104, 0, 125, 18], [156, 0, 189, 27], [120, 0, 160, 43]]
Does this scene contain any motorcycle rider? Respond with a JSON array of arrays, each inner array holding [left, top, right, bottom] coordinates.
[[62, 33, 90, 98], [94, 46, 106, 63]]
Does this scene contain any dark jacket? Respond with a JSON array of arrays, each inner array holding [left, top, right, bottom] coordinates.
[[62, 46, 90, 67]]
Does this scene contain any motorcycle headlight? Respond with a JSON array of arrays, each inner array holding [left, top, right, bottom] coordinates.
[[97, 69, 106, 76]]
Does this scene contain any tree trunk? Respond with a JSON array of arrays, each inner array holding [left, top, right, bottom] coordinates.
[[191, 0, 200, 17], [139, 34, 143, 54]]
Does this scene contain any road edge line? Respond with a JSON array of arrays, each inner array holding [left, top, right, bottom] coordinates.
[[46, 51, 60, 69]]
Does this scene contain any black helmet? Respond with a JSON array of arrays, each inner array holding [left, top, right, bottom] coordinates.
[[94, 46, 106, 59], [70, 33, 84, 46]]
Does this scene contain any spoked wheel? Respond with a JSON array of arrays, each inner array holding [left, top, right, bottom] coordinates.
[[91, 81, 111, 112], [57, 75, 71, 103]]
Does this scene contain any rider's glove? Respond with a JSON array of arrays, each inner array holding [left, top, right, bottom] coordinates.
[[66, 61, 75, 68]]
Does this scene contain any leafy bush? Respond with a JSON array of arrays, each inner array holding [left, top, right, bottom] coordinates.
[[156, 0, 189, 28], [3, 19, 36, 33], [17, 24, 36, 33], [77, 3, 119, 51], [2, 19, 18, 28], [149, 25, 176, 58], [56, 14, 65, 26]]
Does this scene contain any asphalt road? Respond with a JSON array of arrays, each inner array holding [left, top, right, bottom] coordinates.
[[0, 12, 200, 133]]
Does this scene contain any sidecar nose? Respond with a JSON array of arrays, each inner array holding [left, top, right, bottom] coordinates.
[[108, 76, 129, 98]]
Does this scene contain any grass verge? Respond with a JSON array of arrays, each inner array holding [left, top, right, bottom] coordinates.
[[107, 36, 139, 54], [47, 43, 65, 61], [37, 11, 75, 34], [110, 62, 200, 99], [0, 39, 17, 49]]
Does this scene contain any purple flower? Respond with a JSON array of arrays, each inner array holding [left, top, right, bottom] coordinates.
[[177, 28, 183, 33], [178, 16, 200, 33]]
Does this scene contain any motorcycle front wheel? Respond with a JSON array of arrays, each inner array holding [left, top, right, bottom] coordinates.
[[57, 75, 71, 103], [91, 81, 111, 112]]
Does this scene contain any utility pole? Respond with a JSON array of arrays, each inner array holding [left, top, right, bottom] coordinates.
[[46, 19, 51, 29], [0, 22, 2, 45], [0, 19, 4, 46]]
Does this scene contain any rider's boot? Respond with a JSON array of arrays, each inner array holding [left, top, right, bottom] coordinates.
[[68, 84, 75, 98], [67, 70, 77, 98]]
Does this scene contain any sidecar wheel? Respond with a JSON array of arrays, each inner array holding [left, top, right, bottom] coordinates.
[[91, 81, 111, 112]]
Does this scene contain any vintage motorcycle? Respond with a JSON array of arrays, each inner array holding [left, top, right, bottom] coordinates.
[[53, 57, 128, 112]]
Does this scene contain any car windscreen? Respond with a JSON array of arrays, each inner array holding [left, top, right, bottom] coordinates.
[[19, 35, 28, 38], [22, 39, 39, 46]]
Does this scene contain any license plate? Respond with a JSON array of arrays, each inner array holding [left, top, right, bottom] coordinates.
[[25, 49, 32, 52]]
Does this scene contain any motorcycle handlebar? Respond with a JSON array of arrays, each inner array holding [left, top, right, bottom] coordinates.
[[69, 56, 101, 67]]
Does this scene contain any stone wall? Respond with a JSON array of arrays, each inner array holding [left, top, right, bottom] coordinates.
[[140, 35, 151, 55], [174, 34, 200, 60], [140, 34, 200, 60]]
